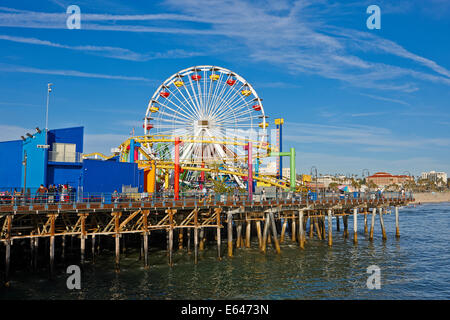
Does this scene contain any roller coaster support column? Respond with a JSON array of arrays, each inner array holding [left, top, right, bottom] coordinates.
[[174, 137, 181, 200], [128, 139, 135, 163], [275, 118, 284, 179], [270, 147, 296, 191], [128, 139, 141, 163], [200, 163, 205, 190], [245, 142, 253, 201]]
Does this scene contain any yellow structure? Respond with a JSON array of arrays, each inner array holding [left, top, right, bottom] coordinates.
[[274, 118, 284, 125], [144, 161, 157, 194]]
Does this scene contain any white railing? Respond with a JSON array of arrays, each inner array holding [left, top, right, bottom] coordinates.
[[48, 151, 82, 163]]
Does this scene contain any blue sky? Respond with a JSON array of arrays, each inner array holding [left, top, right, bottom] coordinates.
[[0, 0, 449, 177]]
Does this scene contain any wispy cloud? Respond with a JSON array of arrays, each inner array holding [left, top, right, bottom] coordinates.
[[0, 63, 152, 81], [359, 93, 410, 106], [0, 34, 206, 61], [0, 124, 32, 141], [1, 1, 449, 93], [83, 132, 129, 154], [284, 121, 450, 149], [0, 101, 39, 107]]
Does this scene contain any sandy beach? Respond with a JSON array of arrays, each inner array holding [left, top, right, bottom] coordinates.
[[412, 192, 450, 204]]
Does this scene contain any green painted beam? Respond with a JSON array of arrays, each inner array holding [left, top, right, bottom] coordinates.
[[269, 148, 296, 191]]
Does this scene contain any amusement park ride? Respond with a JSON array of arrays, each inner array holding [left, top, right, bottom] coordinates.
[[84, 66, 300, 198]]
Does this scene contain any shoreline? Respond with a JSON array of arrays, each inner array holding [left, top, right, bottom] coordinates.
[[411, 192, 450, 204]]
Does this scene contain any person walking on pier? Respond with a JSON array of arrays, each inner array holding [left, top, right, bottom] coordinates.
[[36, 184, 48, 204], [112, 190, 119, 203]]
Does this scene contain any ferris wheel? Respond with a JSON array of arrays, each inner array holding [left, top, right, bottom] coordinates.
[[142, 66, 269, 186]]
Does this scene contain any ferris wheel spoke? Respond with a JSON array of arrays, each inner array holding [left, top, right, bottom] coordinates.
[[165, 86, 202, 121], [185, 75, 204, 119], [208, 77, 241, 120], [192, 72, 205, 116], [214, 98, 254, 123], [207, 72, 229, 119], [205, 71, 221, 119], [155, 100, 196, 122], [174, 83, 203, 120], [163, 93, 198, 122], [209, 83, 246, 121]]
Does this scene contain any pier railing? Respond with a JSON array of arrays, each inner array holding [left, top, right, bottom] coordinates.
[[0, 188, 414, 207]]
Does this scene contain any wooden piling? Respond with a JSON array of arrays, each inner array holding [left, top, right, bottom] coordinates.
[[256, 221, 263, 249], [33, 237, 38, 272], [168, 209, 174, 266], [343, 214, 349, 238], [280, 218, 287, 243], [261, 212, 270, 253], [143, 210, 149, 269], [5, 215, 12, 287], [364, 212, 368, 234], [91, 235, 96, 264], [291, 216, 296, 242], [245, 218, 251, 248], [299, 210, 305, 249], [199, 228, 205, 251], [379, 207, 387, 241], [80, 214, 87, 266], [314, 217, 322, 240], [395, 206, 400, 238], [321, 215, 326, 240], [236, 222, 242, 249], [336, 216, 340, 232], [227, 211, 233, 257], [61, 235, 65, 261], [178, 229, 183, 250], [369, 208, 376, 241], [5, 240, 11, 287], [328, 209, 333, 247], [113, 212, 121, 272], [187, 228, 191, 254], [309, 215, 314, 238], [353, 208, 358, 244], [194, 209, 199, 263], [215, 208, 222, 260], [269, 211, 281, 254], [49, 214, 56, 278]]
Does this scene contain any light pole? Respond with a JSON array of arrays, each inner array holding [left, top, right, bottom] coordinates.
[[310, 166, 318, 198], [45, 83, 53, 131]]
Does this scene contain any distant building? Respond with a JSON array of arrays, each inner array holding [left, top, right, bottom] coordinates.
[[367, 172, 412, 188], [259, 162, 277, 176], [421, 171, 447, 186], [316, 175, 336, 188]]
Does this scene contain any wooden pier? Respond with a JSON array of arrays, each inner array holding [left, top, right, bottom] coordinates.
[[0, 196, 413, 287]]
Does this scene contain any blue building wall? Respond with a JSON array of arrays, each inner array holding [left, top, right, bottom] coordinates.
[[81, 159, 143, 193], [0, 126, 143, 194], [0, 140, 23, 190], [47, 164, 82, 189], [47, 126, 84, 153], [22, 130, 47, 190]]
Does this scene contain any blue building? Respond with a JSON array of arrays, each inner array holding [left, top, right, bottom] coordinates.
[[0, 126, 143, 194]]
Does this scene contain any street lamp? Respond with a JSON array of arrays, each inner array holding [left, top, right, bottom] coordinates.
[[45, 83, 53, 146], [310, 166, 318, 198]]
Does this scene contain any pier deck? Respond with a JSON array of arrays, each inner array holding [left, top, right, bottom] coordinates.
[[0, 194, 413, 286]]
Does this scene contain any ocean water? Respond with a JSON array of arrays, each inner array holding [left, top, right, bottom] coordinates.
[[1, 202, 449, 300]]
